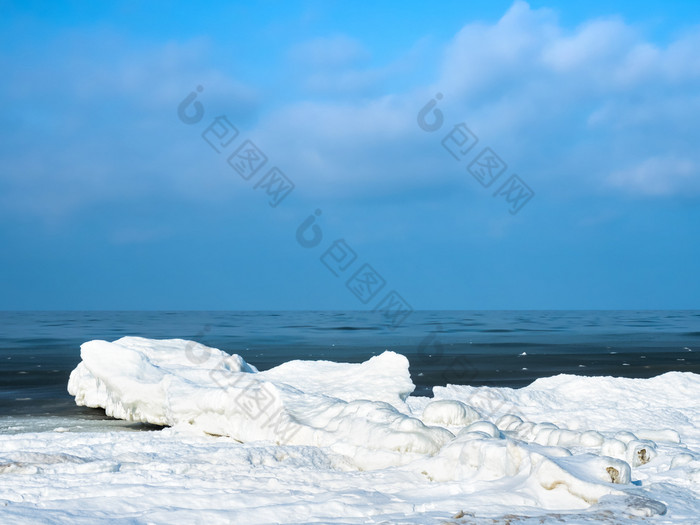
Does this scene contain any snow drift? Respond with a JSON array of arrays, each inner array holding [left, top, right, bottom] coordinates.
[[64, 336, 698, 518]]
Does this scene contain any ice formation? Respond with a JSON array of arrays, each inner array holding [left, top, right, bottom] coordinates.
[[67, 337, 450, 469], [2, 337, 699, 523]]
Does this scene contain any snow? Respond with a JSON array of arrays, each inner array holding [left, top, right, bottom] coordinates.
[[67, 337, 448, 469], [1, 336, 700, 523], [422, 399, 481, 427]]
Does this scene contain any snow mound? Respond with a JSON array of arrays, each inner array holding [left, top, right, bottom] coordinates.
[[68, 337, 448, 469], [66, 337, 698, 515], [422, 399, 481, 426], [258, 350, 414, 409]]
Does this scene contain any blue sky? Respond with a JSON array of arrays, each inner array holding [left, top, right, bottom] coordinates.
[[1, 0, 699, 310]]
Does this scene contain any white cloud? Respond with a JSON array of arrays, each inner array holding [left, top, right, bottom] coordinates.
[[288, 35, 369, 68], [607, 156, 697, 196], [255, 95, 440, 194], [438, 2, 547, 99], [243, 1, 700, 201], [540, 18, 634, 73], [287, 34, 431, 96], [0, 34, 261, 223], [3, 0, 700, 227], [426, 2, 700, 196]]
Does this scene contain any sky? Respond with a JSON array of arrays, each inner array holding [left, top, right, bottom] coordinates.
[[1, 0, 699, 310]]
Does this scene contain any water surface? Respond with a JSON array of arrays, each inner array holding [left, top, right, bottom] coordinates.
[[2, 310, 699, 427]]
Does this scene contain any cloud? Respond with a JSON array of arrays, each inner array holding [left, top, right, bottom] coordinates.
[[0, 31, 261, 224], [427, 2, 700, 196], [438, 1, 557, 99], [286, 34, 432, 96], [255, 95, 436, 193], [288, 35, 370, 68], [3, 33, 258, 115], [3, 0, 700, 229], [607, 156, 698, 196], [250, 1, 700, 203]]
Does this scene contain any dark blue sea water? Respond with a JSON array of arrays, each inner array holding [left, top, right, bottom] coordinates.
[[1, 311, 699, 421]]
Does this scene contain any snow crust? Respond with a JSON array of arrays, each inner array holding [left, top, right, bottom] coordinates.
[[1, 337, 699, 523]]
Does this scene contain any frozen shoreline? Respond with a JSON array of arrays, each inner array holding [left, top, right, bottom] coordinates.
[[1, 337, 699, 523]]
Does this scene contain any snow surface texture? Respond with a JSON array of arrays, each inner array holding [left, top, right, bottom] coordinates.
[[0, 337, 698, 524]]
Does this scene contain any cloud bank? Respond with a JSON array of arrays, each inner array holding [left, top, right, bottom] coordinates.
[[2, 1, 699, 226]]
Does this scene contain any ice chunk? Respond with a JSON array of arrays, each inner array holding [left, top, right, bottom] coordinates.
[[626, 439, 657, 466], [421, 400, 480, 426], [496, 413, 523, 431], [601, 438, 628, 461], [462, 420, 502, 439], [636, 428, 681, 443], [62, 337, 699, 520], [579, 430, 605, 447], [68, 337, 448, 470], [535, 453, 631, 502], [260, 350, 414, 410]]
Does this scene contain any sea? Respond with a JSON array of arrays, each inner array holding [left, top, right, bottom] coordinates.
[[1, 310, 699, 430]]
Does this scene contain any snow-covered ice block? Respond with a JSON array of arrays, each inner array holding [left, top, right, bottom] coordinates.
[[68, 337, 449, 470], [63, 337, 699, 517]]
